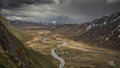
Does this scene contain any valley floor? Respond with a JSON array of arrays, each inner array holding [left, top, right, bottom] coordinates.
[[20, 26, 120, 68]]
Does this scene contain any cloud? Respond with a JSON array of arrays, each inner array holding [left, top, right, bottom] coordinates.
[[6, 16, 23, 20], [1, 3, 61, 22], [107, 0, 120, 4], [58, 0, 120, 17], [1, 0, 120, 23], [1, 4, 58, 17], [0, 0, 54, 9]]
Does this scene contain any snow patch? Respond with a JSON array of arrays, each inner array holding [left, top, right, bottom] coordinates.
[[52, 21, 57, 24], [105, 37, 109, 41], [114, 25, 120, 30], [86, 25, 92, 31], [108, 25, 120, 37], [118, 35, 120, 38], [111, 16, 120, 22], [118, 29, 120, 32], [103, 22, 107, 25]]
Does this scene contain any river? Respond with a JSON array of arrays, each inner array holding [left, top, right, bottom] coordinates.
[[51, 42, 68, 68], [42, 38, 67, 68]]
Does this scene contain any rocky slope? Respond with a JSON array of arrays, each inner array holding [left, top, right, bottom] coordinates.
[[51, 11, 120, 51], [0, 16, 55, 68], [75, 11, 120, 50]]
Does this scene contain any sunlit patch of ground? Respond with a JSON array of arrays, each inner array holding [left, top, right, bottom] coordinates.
[[55, 40, 120, 68]]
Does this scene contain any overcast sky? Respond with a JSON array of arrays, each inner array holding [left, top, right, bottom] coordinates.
[[0, 0, 120, 23]]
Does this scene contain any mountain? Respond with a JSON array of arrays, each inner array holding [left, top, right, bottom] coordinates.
[[46, 16, 75, 24], [0, 16, 30, 68], [8, 15, 75, 25], [9, 20, 41, 27], [0, 16, 55, 68], [75, 11, 120, 50], [52, 11, 120, 51]]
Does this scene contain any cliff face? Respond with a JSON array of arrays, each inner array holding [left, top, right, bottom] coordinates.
[[0, 18, 30, 68]]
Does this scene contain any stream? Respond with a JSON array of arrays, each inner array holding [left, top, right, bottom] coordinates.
[[51, 42, 68, 68], [42, 38, 68, 68]]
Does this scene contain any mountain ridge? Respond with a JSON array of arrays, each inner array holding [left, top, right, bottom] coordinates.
[[47, 11, 120, 51], [0, 18, 29, 68], [0, 16, 55, 68]]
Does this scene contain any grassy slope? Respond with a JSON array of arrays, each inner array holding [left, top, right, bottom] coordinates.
[[0, 16, 32, 42], [0, 16, 55, 68]]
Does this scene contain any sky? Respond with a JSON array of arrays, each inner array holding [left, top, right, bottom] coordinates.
[[0, 0, 120, 23]]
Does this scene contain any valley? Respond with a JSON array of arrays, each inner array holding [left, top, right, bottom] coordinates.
[[16, 24, 120, 68], [0, 0, 120, 68]]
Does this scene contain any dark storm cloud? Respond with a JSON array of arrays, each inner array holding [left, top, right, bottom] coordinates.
[[59, 0, 120, 16], [60, 0, 120, 17], [0, 0, 54, 9], [1, 0, 120, 17], [0, 0, 120, 23]]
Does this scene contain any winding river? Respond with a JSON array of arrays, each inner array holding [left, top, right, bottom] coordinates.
[[42, 38, 67, 68], [51, 42, 68, 68]]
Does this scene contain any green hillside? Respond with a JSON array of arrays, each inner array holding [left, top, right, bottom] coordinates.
[[0, 16, 55, 68], [0, 16, 32, 42]]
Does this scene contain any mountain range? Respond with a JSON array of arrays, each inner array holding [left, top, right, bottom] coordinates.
[[47, 11, 120, 51]]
